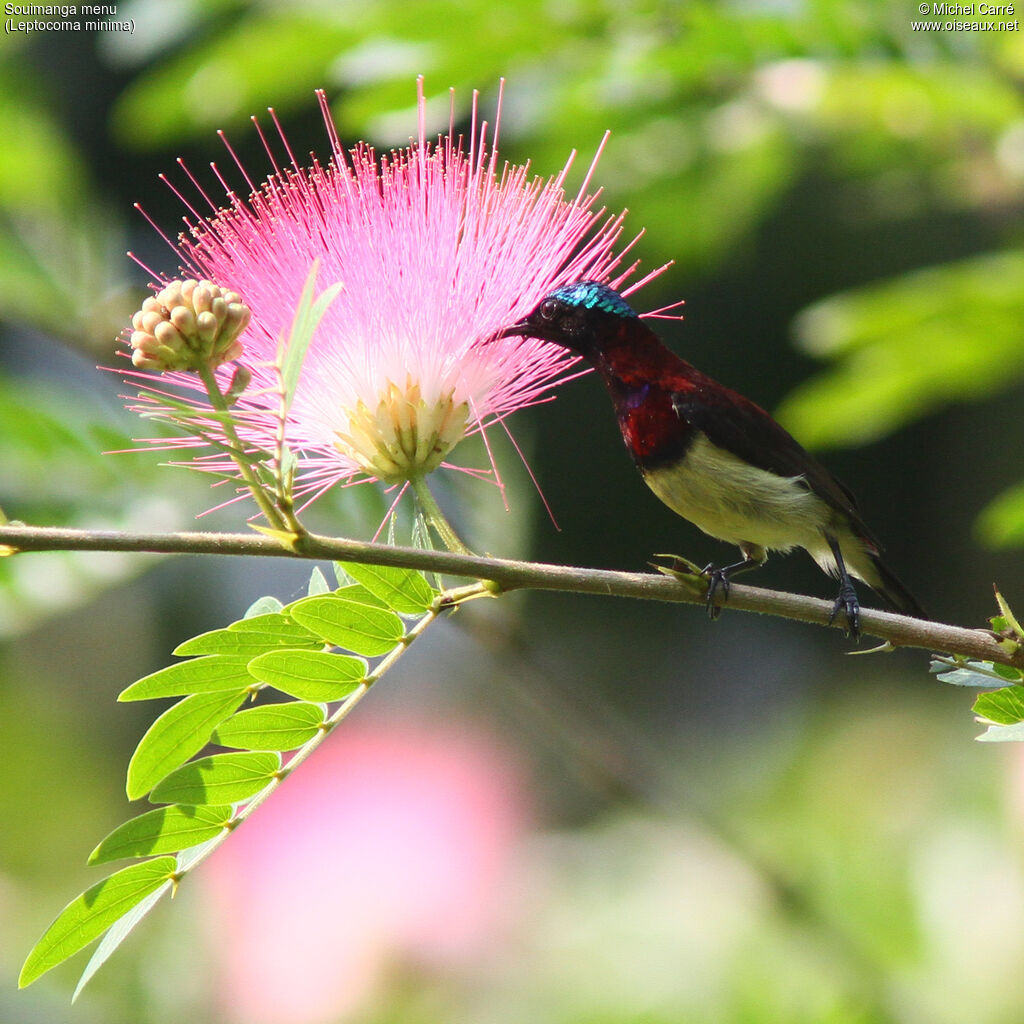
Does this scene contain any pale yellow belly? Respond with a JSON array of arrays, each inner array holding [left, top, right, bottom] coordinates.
[[642, 433, 880, 586], [642, 433, 831, 554]]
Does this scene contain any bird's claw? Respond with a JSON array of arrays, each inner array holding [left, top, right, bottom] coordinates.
[[828, 582, 861, 641], [703, 563, 729, 620]]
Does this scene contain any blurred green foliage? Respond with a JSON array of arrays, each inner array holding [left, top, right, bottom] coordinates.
[[777, 251, 1024, 448], [979, 480, 1024, 546], [0, 62, 132, 350], [0, 375, 194, 637]]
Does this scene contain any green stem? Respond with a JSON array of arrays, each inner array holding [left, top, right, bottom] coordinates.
[[408, 474, 471, 554], [270, 363, 304, 535], [196, 363, 287, 531]]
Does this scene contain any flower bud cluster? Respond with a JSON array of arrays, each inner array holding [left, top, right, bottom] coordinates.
[[129, 279, 251, 372]]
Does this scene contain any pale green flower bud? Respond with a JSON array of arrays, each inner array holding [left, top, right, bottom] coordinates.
[[127, 279, 251, 372]]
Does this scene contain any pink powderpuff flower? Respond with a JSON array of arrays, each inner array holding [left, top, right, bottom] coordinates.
[[127, 78, 662, 512]]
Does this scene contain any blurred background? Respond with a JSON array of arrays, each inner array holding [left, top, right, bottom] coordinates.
[[4, 1, 1024, 1021]]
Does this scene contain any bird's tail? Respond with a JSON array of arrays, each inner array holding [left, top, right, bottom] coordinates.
[[866, 551, 926, 620]]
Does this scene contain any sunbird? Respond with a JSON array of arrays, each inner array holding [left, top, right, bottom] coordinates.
[[499, 281, 924, 637]]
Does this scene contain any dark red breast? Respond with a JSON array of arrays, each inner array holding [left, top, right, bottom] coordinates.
[[594, 322, 701, 468]]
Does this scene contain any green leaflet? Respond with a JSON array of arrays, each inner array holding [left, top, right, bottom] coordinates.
[[931, 658, 1018, 688], [244, 595, 285, 617], [126, 689, 249, 800], [227, 612, 314, 635], [89, 805, 234, 864], [72, 885, 168, 1001], [280, 262, 343, 410], [993, 663, 1024, 682], [174, 614, 321, 656], [307, 566, 331, 596], [150, 751, 281, 805], [290, 594, 404, 656], [973, 686, 1024, 726], [992, 589, 1024, 643], [19, 857, 177, 988], [212, 701, 325, 751], [247, 649, 366, 701], [338, 561, 436, 614], [977, 721, 1024, 742], [942, 667, 1008, 688], [320, 583, 388, 608], [118, 655, 254, 701]]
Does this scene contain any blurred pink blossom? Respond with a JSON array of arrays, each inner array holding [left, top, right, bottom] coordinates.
[[201, 718, 532, 1024]]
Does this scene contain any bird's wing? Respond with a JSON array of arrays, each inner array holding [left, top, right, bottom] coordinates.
[[670, 386, 880, 547]]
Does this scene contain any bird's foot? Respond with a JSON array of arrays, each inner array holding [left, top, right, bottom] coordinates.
[[702, 563, 729, 620], [828, 580, 861, 641]]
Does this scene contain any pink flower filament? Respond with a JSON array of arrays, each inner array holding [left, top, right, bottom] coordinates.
[[128, 79, 661, 511]]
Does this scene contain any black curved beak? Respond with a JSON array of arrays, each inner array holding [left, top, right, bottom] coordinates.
[[497, 316, 569, 345], [496, 320, 533, 340], [475, 320, 534, 349]]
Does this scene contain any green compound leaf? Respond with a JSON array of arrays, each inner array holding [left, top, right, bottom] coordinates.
[[19, 857, 177, 988], [290, 594, 404, 656], [89, 805, 234, 865], [339, 561, 436, 614], [211, 701, 325, 751], [118, 655, 254, 701], [247, 649, 366, 701], [973, 686, 1024, 726], [126, 689, 249, 800], [150, 751, 281, 805]]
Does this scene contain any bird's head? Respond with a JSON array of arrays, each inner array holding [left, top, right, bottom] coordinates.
[[498, 281, 639, 356]]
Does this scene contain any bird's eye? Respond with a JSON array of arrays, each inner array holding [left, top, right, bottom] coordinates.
[[538, 298, 559, 321]]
